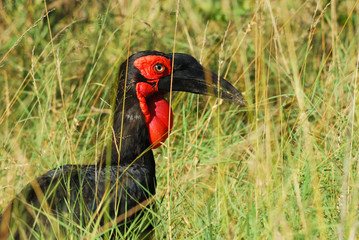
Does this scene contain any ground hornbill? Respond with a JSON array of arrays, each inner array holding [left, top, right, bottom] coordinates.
[[0, 51, 245, 239]]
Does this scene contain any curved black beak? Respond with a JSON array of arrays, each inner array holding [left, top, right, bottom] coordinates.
[[157, 53, 246, 106]]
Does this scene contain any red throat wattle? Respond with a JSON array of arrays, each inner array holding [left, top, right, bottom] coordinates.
[[147, 95, 173, 148], [136, 82, 173, 149]]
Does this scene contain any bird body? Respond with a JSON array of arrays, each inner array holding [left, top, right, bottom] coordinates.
[[0, 51, 245, 239]]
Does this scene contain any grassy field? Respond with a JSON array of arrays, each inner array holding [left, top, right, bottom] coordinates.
[[1, 0, 358, 239]]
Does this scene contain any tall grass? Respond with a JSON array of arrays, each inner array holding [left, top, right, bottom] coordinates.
[[1, 0, 358, 239]]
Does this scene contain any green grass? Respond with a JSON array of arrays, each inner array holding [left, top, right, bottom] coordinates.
[[1, 0, 359, 239]]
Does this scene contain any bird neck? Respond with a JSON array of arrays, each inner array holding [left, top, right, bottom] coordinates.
[[100, 83, 155, 170]]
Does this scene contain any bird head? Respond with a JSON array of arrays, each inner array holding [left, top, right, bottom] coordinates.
[[119, 51, 245, 148]]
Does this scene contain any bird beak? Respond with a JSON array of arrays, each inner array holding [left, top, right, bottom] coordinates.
[[157, 53, 246, 106]]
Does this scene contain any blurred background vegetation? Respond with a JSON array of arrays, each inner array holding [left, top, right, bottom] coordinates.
[[0, 0, 358, 239]]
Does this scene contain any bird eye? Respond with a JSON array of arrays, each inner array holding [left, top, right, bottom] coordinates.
[[154, 63, 165, 73]]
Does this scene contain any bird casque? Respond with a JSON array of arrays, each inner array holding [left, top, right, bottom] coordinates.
[[0, 51, 245, 239]]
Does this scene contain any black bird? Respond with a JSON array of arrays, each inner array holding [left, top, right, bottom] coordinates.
[[0, 51, 245, 239]]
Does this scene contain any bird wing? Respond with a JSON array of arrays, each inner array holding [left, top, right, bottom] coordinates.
[[3, 164, 156, 236]]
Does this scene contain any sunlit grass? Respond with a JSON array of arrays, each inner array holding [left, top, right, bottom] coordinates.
[[1, 0, 359, 239]]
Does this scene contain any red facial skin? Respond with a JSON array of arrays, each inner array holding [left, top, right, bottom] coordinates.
[[134, 55, 173, 148]]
